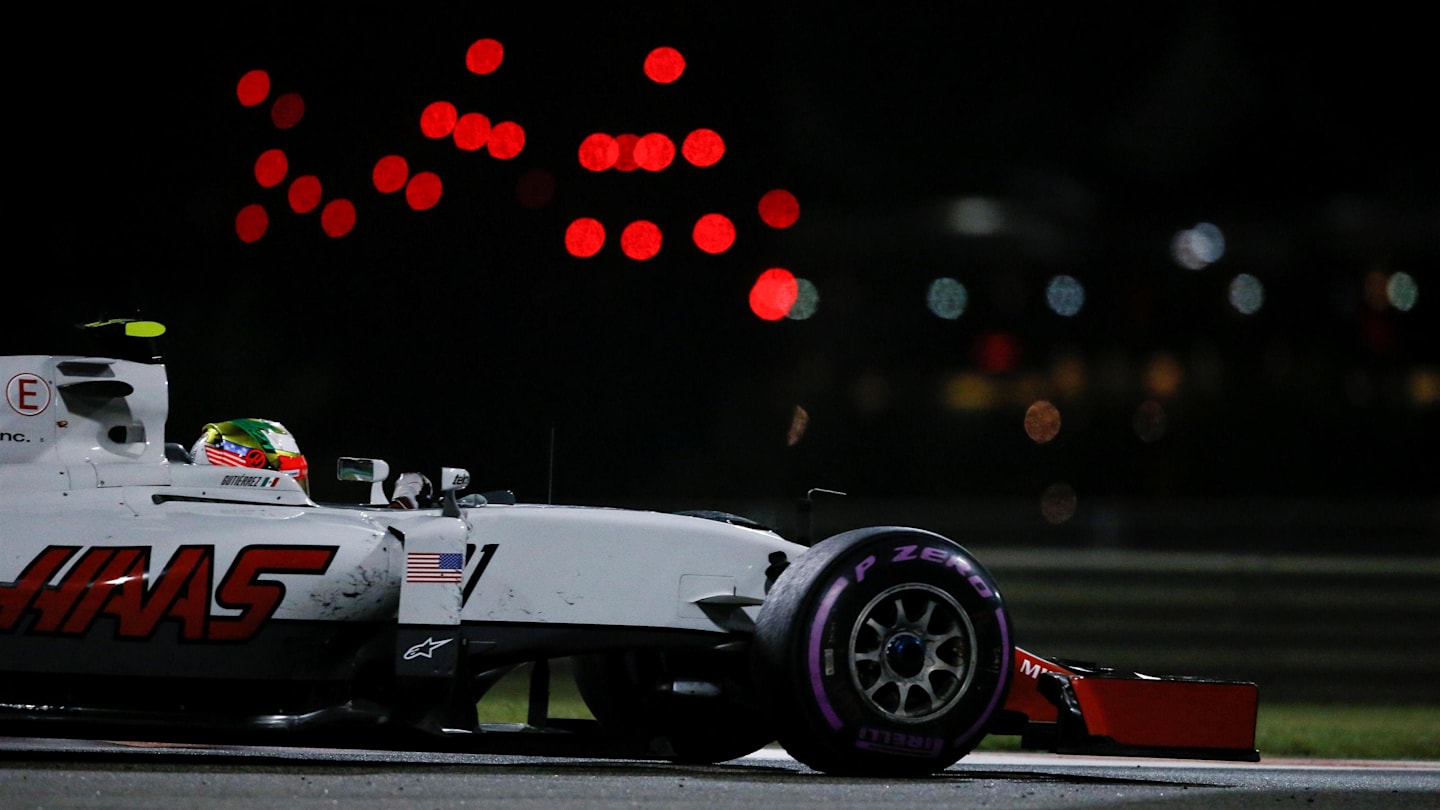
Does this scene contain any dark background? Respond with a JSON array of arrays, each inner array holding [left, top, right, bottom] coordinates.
[[11, 5, 1437, 525]]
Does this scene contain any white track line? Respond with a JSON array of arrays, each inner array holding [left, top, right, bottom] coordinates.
[[740, 747, 1440, 771]]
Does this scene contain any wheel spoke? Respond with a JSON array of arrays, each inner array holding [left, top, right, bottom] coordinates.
[[864, 679, 887, 700], [890, 597, 910, 626], [914, 599, 936, 631], [911, 679, 940, 708]]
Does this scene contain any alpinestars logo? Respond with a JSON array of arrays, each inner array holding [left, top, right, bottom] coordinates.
[[404, 636, 454, 660]]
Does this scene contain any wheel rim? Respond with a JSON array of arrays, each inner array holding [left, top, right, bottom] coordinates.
[[847, 583, 976, 723]]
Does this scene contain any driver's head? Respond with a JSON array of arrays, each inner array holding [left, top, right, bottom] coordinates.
[[191, 418, 310, 493]]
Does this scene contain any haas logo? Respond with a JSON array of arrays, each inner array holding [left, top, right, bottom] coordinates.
[[0, 544, 336, 642]]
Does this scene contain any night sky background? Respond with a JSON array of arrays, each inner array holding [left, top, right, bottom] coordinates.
[[10, 5, 1437, 520]]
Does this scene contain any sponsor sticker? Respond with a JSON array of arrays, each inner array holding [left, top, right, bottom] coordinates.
[[6, 373, 50, 416], [403, 636, 455, 660], [1, 544, 337, 642]]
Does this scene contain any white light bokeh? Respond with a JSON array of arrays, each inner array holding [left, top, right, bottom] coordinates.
[[1045, 274, 1085, 317], [1228, 273, 1265, 315], [1170, 222, 1226, 270], [1387, 271, 1418, 312], [787, 278, 819, 320], [946, 196, 1005, 236], [927, 277, 969, 319]]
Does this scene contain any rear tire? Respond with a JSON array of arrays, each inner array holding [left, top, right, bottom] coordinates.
[[752, 527, 1013, 776]]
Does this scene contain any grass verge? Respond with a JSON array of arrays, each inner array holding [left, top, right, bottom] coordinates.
[[1252, 704, 1440, 760]]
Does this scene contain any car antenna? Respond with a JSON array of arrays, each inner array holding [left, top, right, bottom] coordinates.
[[547, 425, 555, 505], [797, 487, 846, 546]]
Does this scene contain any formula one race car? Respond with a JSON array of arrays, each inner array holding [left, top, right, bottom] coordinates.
[[0, 323, 1259, 776]]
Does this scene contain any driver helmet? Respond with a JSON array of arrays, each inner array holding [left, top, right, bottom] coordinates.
[[191, 418, 310, 493]]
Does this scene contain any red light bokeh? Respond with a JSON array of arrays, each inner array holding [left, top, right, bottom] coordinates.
[[270, 92, 304, 129], [237, 69, 270, 107], [405, 171, 443, 211], [254, 149, 288, 188], [682, 128, 725, 167], [488, 121, 525, 159], [635, 133, 676, 171], [321, 199, 356, 238], [758, 189, 800, 228], [420, 101, 458, 138], [750, 268, 798, 320], [579, 133, 619, 171], [465, 38, 504, 75], [236, 204, 268, 243], [693, 213, 735, 254], [453, 113, 492, 151], [288, 175, 322, 214], [566, 218, 606, 257], [372, 155, 409, 193], [621, 220, 662, 260], [643, 47, 685, 84]]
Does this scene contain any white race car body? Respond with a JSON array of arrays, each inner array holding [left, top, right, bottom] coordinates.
[[1, 342, 1259, 775], [2, 352, 787, 675]]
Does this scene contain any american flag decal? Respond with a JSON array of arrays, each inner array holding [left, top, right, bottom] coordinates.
[[205, 442, 261, 467], [406, 552, 464, 583]]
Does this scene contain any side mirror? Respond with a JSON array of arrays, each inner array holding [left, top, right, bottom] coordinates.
[[439, 467, 471, 517], [438, 467, 470, 492], [337, 457, 392, 505]]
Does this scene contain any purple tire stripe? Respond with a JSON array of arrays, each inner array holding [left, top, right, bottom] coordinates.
[[808, 577, 849, 730], [954, 607, 1011, 746]]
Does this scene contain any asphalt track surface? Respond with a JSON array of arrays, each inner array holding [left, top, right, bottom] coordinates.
[[2, 738, 1436, 809]]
